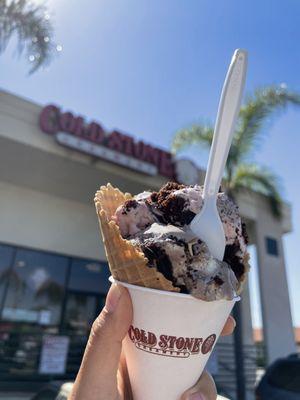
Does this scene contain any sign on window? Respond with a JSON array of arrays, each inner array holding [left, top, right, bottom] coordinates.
[[39, 335, 70, 374]]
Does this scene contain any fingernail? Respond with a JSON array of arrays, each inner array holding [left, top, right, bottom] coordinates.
[[188, 393, 205, 400], [105, 284, 122, 313]]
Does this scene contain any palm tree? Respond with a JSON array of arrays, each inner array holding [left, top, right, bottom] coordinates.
[[0, 0, 60, 73], [35, 279, 63, 304], [172, 85, 300, 399], [172, 85, 300, 217]]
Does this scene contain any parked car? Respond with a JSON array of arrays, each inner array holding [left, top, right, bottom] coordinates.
[[256, 353, 300, 399]]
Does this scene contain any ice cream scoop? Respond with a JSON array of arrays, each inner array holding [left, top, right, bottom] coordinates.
[[110, 182, 249, 301], [190, 49, 248, 261]]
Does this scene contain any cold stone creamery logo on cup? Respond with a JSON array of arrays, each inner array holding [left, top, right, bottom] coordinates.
[[128, 325, 216, 358]]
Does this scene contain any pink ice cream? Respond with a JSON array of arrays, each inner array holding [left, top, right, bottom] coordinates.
[[113, 199, 155, 237]]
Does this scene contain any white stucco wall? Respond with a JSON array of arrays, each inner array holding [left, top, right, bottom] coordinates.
[[254, 203, 296, 362], [0, 180, 105, 261]]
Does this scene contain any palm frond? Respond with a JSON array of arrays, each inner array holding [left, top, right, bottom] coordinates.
[[171, 124, 214, 154], [231, 86, 300, 164], [0, 0, 58, 73], [231, 163, 283, 217]]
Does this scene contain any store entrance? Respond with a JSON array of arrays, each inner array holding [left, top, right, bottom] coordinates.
[[0, 243, 110, 384], [63, 291, 104, 335]]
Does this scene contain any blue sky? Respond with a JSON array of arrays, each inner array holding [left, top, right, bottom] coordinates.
[[1, 0, 300, 327]]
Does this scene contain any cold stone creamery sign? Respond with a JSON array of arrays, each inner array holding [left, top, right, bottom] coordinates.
[[39, 105, 175, 178], [128, 325, 217, 358]]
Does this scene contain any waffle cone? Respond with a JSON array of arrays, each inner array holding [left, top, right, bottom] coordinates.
[[94, 183, 179, 292]]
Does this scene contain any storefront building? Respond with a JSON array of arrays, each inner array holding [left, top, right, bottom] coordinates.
[[0, 90, 296, 398]]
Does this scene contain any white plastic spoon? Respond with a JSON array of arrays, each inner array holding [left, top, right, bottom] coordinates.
[[190, 49, 248, 260]]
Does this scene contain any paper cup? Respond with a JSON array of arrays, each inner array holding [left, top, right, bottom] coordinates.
[[110, 277, 238, 400]]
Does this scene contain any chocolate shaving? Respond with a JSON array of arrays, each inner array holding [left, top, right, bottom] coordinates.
[[223, 243, 245, 281], [141, 243, 175, 283], [147, 182, 195, 225], [213, 276, 224, 286], [121, 199, 139, 214]]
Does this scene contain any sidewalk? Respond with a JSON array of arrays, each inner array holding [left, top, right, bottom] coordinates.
[[0, 394, 33, 400]]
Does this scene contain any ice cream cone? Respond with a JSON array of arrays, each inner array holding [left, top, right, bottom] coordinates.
[[95, 183, 249, 399], [94, 183, 179, 292]]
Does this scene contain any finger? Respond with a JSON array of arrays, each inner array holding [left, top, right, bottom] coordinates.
[[180, 370, 217, 400], [220, 315, 236, 336], [70, 284, 133, 400], [118, 350, 134, 400]]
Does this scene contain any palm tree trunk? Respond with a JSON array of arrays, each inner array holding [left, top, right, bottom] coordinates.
[[232, 301, 246, 400]]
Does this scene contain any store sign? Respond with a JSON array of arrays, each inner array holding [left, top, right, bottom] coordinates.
[[39, 105, 175, 178], [39, 335, 70, 374]]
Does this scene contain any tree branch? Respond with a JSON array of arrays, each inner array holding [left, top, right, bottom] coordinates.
[[232, 163, 283, 217], [232, 86, 300, 165], [0, 0, 58, 73], [171, 124, 214, 154]]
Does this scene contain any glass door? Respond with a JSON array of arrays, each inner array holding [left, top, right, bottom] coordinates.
[[63, 291, 104, 335]]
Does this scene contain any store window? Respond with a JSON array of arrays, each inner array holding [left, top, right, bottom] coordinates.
[[265, 237, 279, 257], [0, 244, 15, 309], [68, 258, 110, 293], [63, 293, 104, 334], [2, 248, 68, 326], [64, 258, 109, 334]]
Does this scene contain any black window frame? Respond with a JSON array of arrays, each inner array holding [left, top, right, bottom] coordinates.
[[265, 237, 279, 257]]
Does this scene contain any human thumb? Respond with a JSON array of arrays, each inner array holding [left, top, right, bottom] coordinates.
[[70, 284, 133, 400], [180, 370, 217, 400]]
